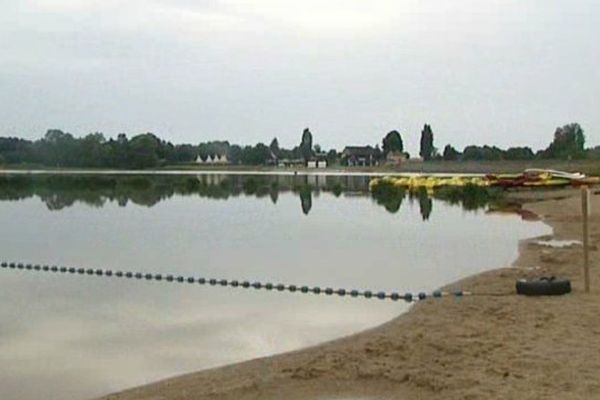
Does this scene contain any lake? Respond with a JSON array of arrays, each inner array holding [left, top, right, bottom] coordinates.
[[0, 173, 549, 400]]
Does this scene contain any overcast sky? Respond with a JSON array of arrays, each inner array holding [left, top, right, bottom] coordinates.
[[1, 0, 598, 153]]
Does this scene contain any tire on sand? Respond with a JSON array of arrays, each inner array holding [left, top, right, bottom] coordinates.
[[516, 277, 571, 296]]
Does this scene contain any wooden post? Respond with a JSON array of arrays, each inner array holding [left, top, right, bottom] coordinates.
[[582, 186, 591, 293]]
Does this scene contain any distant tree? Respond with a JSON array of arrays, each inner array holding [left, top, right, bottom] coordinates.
[[172, 144, 197, 163], [462, 145, 503, 161], [197, 143, 210, 162], [382, 130, 403, 155], [300, 128, 313, 161], [587, 146, 600, 160], [109, 134, 129, 167], [0, 137, 34, 164], [240, 143, 271, 165], [128, 133, 160, 168], [42, 129, 78, 166], [462, 146, 482, 161], [419, 124, 435, 161], [326, 149, 338, 164], [442, 145, 460, 161], [269, 137, 280, 157], [313, 143, 322, 154], [228, 145, 243, 164], [79, 132, 107, 167], [504, 146, 535, 160], [541, 123, 586, 159]]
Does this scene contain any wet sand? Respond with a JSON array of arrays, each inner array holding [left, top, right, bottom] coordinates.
[[98, 189, 600, 400]]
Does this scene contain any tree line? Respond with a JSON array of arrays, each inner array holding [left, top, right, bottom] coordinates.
[[0, 122, 597, 169], [388, 122, 592, 162], [0, 173, 493, 217]]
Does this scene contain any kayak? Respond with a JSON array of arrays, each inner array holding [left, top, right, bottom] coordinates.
[[369, 169, 599, 192]]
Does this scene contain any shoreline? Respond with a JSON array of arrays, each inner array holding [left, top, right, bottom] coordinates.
[[1, 158, 599, 176], [0, 168, 485, 177], [98, 189, 599, 400]]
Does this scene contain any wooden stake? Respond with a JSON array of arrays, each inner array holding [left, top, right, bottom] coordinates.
[[582, 186, 591, 293]]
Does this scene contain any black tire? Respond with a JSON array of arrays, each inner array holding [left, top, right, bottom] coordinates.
[[516, 277, 571, 296]]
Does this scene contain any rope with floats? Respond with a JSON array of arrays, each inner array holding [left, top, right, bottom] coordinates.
[[0, 261, 484, 303]]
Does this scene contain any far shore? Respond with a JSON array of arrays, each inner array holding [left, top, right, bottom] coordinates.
[[97, 188, 600, 400], [0, 168, 485, 178], [1, 159, 599, 177]]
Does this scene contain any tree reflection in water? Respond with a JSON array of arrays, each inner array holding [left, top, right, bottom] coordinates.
[[0, 174, 501, 217]]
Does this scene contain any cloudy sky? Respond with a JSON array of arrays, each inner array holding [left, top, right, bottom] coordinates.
[[1, 0, 598, 153]]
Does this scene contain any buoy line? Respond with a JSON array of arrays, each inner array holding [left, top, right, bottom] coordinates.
[[1, 261, 474, 303]]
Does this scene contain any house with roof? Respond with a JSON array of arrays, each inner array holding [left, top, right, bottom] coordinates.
[[385, 151, 409, 165], [341, 146, 382, 166]]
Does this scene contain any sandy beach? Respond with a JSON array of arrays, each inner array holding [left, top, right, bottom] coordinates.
[[98, 189, 600, 400]]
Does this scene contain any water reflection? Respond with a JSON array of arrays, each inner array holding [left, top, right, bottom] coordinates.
[[0, 173, 549, 400], [0, 174, 499, 218]]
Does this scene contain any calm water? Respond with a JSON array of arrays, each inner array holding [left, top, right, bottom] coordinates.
[[0, 173, 549, 400]]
